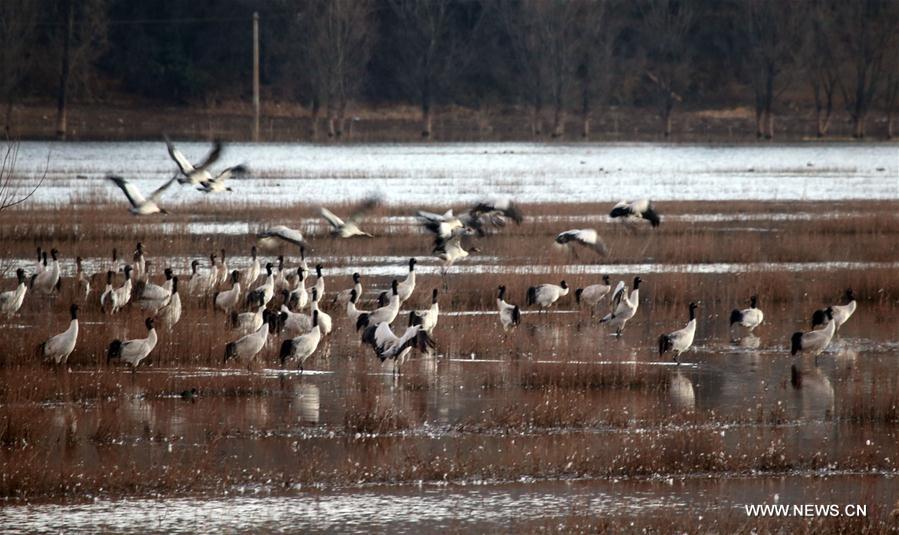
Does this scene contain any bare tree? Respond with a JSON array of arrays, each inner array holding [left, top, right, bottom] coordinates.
[[740, 0, 800, 140], [835, 0, 899, 139], [0, 142, 44, 214], [302, 0, 375, 139], [0, 1, 39, 136], [497, 0, 548, 137], [573, 0, 615, 138], [884, 57, 899, 139], [388, 0, 481, 138], [803, 0, 840, 138], [54, 0, 108, 140], [639, 0, 694, 137]]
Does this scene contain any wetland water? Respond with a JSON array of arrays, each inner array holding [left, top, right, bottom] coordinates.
[[8, 141, 899, 205], [1, 142, 897, 531]]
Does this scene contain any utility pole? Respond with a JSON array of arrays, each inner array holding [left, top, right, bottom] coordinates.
[[252, 11, 260, 142], [56, 0, 74, 140]]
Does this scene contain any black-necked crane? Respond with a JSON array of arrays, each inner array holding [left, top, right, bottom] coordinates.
[[136, 267, 173, 313], [280, 311, 322, 372], [32, 248, 60, 295], [397, 258, 417, 302], [575, 275, 613, 316], [196, 164, 249, 193], [107, 317, 158, 369], [106, 175, 175, 216], [39, 303, 79, 365], [433, 228, 477, 288], [496, 286, 521, 331], [659, 302, 698, 364], [409, 288, 439, 334], [156, 276, 182, 330], [361, 314, 436, 375], [165, 137, 222, 186], [223, 310, 271, 364], [792, 308, 835, 359], [188, 257, 216, 296], [246, 263, 275, 308], [310, 287, 332, 336], [257, 226, 306, 250], [811, 289, 856, 331], [555, 229, 609, 258], [232, 305, 266, 336], [730, 295, 764, 339], [335, 272, 362, 305], [213, 249, 229, 287], [240, 246, 261, 288], [320, 197, 379, 238], [609, 199, 661, 227], [0, 269, 27, 316], [214, 270, 241, 313], [526, 281, 569, 310], [356, 279, 400, 331], [101, 265, 133, 314], [76, 257, 90, 300], [599, 276, 642, 336], [418, 208, 464, 240]]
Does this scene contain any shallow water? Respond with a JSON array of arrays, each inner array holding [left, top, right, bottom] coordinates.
[[3, 474, 894, 533], [10, 142, 899, 205]]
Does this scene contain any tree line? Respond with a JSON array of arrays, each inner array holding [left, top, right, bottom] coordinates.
[[2, 0, 898, 140]]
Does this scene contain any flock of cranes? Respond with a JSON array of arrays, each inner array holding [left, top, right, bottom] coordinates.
[[0, 139, 858, 377]]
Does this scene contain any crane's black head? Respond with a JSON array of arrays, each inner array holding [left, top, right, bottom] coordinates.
[[76, 256, 83, 265], [316, 264, 323, 276], [70, 303, 79, 319], [575, 288, 583, 304], [220, 248, 226, 259], [41, 251, 47, 265], [210, 253, 217, 263], [352, 272, 360, 283], [123, 265, 133, 278], [750, 295, 758, 308], [112, 248, 118, 260], [409, 258, 417, 270], [145, 317, 155, 330], [191, 259, 200, 271], [50, 249, 59, 260], [136, 242, 144, 252], [266, 262, 274, 274], [633, 276, 642, 289], [164, 268, 173, 279], [262, 308, 273, 324], [845, 288, 854, 302], [560, 280, 568, 289], [432, 288, 439, 302], [688, 302, 698, 319], [251, 245, 257, 257], [106, 270, 115, 283], [602, 275, 610, 285], [498, 285, 506, 299], [15, 268, 25, 282], [391, 279, 399, 294], [230, 270, 240, 283], [277, 255, 284, 266]]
